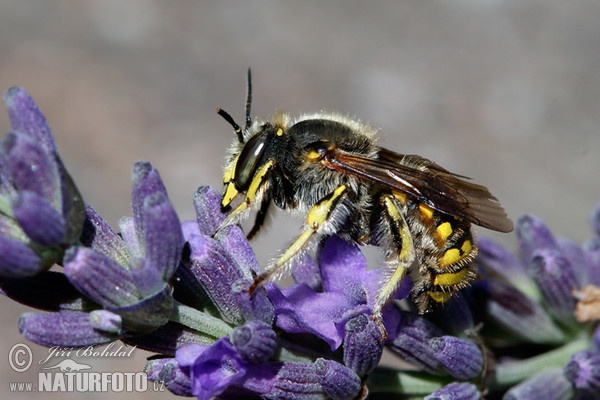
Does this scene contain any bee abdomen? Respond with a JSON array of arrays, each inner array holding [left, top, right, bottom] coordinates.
[[412, 204, 478, 310]]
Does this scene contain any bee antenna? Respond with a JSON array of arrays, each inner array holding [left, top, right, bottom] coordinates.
[[244, 68, 253, 131], [217, 108, 244, 143]]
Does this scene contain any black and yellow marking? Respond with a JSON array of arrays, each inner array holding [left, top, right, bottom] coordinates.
[[439, 238, 474, 268], [381, 194, 412, 262], [373, 194, 415, 323], [418, 203, 435, 223], [221, 160, 276, 225]]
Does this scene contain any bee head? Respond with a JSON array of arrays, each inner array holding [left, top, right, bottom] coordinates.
[[218, 69, 281, 208]]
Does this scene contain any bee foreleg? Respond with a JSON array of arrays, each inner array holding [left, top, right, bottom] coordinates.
[[218, 160, 276, 231], [247, 195, 271, 240], [372, 193, 415, 338], [249, 184, 349, 293]]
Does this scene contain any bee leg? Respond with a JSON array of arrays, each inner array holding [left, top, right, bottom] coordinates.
[[247, 196, 271, 240], [219, 160, 276, 230], [372, 194, 415, 339], [249, 184, 349, 292]]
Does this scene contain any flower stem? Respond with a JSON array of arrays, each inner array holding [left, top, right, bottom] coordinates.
[[492, 336, 588, 388], [366, 367, 448, 396], [170, 300, 232, 339]]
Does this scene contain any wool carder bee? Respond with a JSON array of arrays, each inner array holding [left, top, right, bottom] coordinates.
[[217, 70, 513, 333]]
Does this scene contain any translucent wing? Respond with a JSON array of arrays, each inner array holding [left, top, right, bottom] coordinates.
[[323, 147, 513, 232]]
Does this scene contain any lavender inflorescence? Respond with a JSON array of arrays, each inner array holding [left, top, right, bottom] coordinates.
[[1, 87, 599, 399]]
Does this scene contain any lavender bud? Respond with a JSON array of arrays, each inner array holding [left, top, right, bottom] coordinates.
[[424, 382, 481, 400], [231, 320, 277, 363], [193, 186, 228, 235], [516, 214, 558, 263], [144, 358, 193, 397], [388, 312, 444, 372], [503, 369, 573, 400], [315, 358, 362, 400], [564, 350, 600, 394], [269, 361, 323, 399], [429, 336, 483, 379], [63, 246, 139, 308], [12, 190, 65, 246], [0, 235, 41, 277], [19, 311, 116, 347], [486, 281, 565, 344], [343, 314, 384, 376], [529, 249, 579, 321]]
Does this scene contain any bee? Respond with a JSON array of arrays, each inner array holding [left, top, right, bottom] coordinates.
[[217, 70, 513, 333]]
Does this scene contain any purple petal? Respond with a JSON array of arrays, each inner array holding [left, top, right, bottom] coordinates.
[[140, 191, 183, 280], [19, 311, 117, 347], [12, 190, 65, 246], [184, 337, 247, 400], [193, 186, 228, 236], [131, 162, 168, 247], [79, 204, 131, 265], [128, 256, 164, 297], [64, 246, 139, 308], [291, 251, 322, 290], [1, 131, 58, 204], [214, 225, 274, 323], [319, 235, 386, 308], [516, 214, 558, 263], [185, 234, 248, 325], [214, 224, 260, 276], [3, 87, 56, 153], [0, 235, 42, 277], [267, 282, 350, 350]]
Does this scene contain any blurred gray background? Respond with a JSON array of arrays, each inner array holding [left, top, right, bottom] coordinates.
[[0, 1, 599, 399]]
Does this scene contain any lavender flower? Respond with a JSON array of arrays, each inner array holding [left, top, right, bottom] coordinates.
[[17, 162, 184, 347], [0, 87, 85, 277], [2, 88, 600, 399]]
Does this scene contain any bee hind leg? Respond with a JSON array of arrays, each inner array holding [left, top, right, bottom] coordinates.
[[372, 193, 415, 339]]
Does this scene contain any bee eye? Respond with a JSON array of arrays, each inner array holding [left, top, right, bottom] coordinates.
[[234, 131, 272, 191]]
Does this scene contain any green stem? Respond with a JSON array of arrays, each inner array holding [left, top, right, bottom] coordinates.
[[492, 336, 588, 388], [170, 300, 233, 339], [366, 367, 449, 396]]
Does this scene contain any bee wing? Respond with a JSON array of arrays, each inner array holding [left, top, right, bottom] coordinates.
[[325, 147, 513, 232]]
